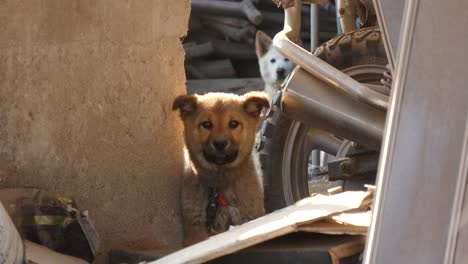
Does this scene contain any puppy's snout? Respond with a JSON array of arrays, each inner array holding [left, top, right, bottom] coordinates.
[[276, 68, 286, 79], [212, 139, 228, 151]]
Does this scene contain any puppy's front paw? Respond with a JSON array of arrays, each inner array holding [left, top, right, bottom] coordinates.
[[211, 206, 241, 233]]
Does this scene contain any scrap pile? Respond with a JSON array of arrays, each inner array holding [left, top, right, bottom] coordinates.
[[184, 0, 336, 95]]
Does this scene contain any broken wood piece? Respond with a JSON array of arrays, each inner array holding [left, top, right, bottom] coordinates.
[[364, 184, 376, 193], [212, 40, 256, 60], [183, 42, 197, 49], [188, 16, 204, 32], [184, 42, 215, 60], [199, 15, 252, 28], [187, 78, 264, 95], [151, 191, 373, 264], [328, 186, 344, 195], [298, 220, 368, 235], [191, 59, 237, 79], [192, 0, 263, 25], [185, 64, 206, 79], [298, 210, 372, 235], [328, 237, 366, 264], [364, 184, 376, 209], [240, 0, 263, 25], [204, 22, 256, 43], [184, 40, 256, 60]]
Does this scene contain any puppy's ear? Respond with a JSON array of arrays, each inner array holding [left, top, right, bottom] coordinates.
[[172, 94, 198, 118], [243, 91, 270, 117], [255, 31, 272, 58]]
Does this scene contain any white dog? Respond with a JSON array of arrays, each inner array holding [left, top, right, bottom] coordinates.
[[255, 31, 295, 100]]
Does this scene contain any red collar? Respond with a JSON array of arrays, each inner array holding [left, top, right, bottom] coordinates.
[[216, 191, 229, 206]]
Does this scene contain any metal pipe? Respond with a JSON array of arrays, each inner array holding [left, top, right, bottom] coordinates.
[[310, 4, 319, 50], [328, 153, 380, 180], [282, 68, 386, 150], [307, 128, 343, 156], [309, 3, 321, 171], [273, 0, 389, 111]]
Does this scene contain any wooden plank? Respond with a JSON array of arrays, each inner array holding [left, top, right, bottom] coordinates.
[[212, 40, 257, 60], [185, 42, 215, 60], [299, 210, 371, 235], [191, 59, 237, 79], [327, 186, 343, 195], [199, 15, 251, 28], [203, 22, 256, 44], [112, 234, 363, 264], [185, 64, 206, 79], [151, 191, 372, 264], [328, 237, 366, 264]]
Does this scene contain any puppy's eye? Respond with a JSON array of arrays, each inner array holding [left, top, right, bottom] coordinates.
[[284, 58, 289, 62], [201, 121, 213, 129], [270, 58, 276, 63], [229, 120, 240, 129]]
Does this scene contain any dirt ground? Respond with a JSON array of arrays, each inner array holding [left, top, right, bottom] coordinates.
[[0, 0, 190, 261]]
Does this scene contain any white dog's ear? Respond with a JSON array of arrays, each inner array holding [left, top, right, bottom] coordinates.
[[172, 94, 198, 118], [255, 31, 272, 58], [243, 91, 270, 117]]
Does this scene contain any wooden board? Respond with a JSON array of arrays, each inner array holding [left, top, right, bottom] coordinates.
[[151, 191, 372, 264]]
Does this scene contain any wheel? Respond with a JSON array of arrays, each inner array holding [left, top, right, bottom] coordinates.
[[259, 27, 388, 212]]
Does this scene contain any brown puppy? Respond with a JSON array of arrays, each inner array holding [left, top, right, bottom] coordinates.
[[172, 91, 269, 246]]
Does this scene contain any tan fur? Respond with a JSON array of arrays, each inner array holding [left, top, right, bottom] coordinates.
[[173, 91, 269, 246]]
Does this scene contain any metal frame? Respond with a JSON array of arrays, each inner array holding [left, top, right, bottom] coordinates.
[[372, 0, 406, 68], [364, 0, 468, 262], [446, 121, 468, 263], [273, 0, 388, 111], [281, 68, 386, 150]]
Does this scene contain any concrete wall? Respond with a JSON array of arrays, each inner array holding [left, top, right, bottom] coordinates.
[[0, 0, 190, 257]]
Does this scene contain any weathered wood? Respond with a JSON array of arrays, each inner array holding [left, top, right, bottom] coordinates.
[[204, 22, 256, 43], [184, 40, 256, 60], [212, 40, 257, 60], [199, 15, 252, 28], [188, 16, 204, 32], [192, 59, 237, 79], [185, 64, 206, 79], [328, 186, 344, 195], [187, 78, 264, 95], [183, 42, 197, 49], [151, 191, 373, 264], [184, 30, 225, 45], [192, 0, 263, 25], [241, 0, 263, 25], [185, 42, 215, 60]]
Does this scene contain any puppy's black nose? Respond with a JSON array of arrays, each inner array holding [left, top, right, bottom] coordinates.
[[276, 68, 286, 79], [213, 140, 228, 151]]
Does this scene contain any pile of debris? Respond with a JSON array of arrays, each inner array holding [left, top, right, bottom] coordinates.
[[184, 0, 337, 95]]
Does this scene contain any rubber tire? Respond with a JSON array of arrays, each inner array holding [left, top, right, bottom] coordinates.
[[259, 27, 387, 212]]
